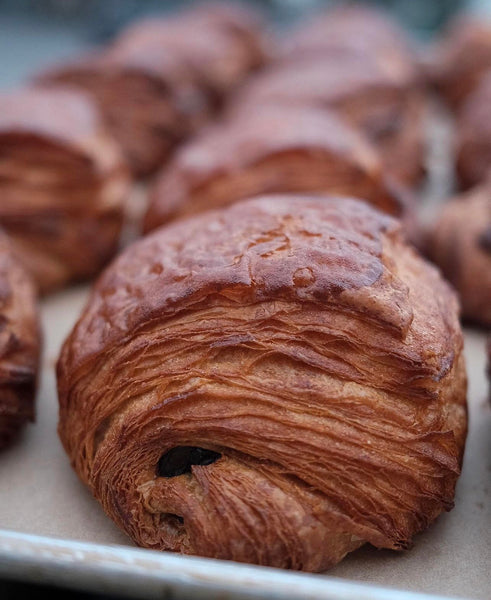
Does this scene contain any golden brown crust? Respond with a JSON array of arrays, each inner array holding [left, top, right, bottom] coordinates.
[[431, 16, 491, 110], [58, 195, 467, 571], [229, 55, 425, 185], [0, 232, 41, 449], [143, 105, 408, 232], [456, 72, 491, 188], [0, 87, 130, 294], [428, 185, 491, 326]]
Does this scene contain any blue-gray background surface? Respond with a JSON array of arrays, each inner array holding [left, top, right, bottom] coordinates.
[[1, 0, 491, 89]]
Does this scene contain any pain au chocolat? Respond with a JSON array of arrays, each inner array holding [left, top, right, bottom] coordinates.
[[143, 105, 408, 232], [37, 1, 269, 176], [113, 1, 269, 101], [0, 87, 130, 294], [57, 195, 467, 571], [230, 53, 425, 186], [428, 183, 491, 327], [0, 232, 40, 449], [36, 44, 208, 178]]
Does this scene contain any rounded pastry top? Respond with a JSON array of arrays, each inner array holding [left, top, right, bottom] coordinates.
[[0, 86, 102, 148], [279, 4, 417, 69], [0, 85, 127, 182], [60, 194, 459, 395], [144, 105, 403, 228], [0, 86, 129, 216], [116, 0, 267, 50], [110, 0, 269, 95], [171, 105, 379, 171], [0, 85, 130, 294], [229, 53, 417, 114]]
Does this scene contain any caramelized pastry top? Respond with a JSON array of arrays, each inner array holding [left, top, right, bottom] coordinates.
[[231, 54, 416, 115], [144, 105, 406, 230], [227, 49, 425, 187], [62, 195, 460, 398], [111, 0, 269, 97]]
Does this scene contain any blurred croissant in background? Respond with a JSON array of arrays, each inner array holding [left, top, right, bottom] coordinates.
[[0, 232, 40, 449], [0, 87, 130, 295]]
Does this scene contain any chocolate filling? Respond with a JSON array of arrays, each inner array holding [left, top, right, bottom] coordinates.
[[157, 446, 221, 478]]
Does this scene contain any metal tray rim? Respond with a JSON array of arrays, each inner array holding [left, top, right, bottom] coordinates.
[[0, 528, 471, 600]]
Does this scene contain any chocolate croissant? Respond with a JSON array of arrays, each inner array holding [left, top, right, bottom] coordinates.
[[143, 105, 408, 232], [0, 87, 130, 294], [431, 15, 491, 110], [37, 45, 209, 178], [456, 71, 491, 189], [0, 232, 40, 449], [57, 195, 467, 571], [428, 184, 491, 326], [37, 1, 268, 176], [114, 1, 269, 100], [230, 55, 425, 186]]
